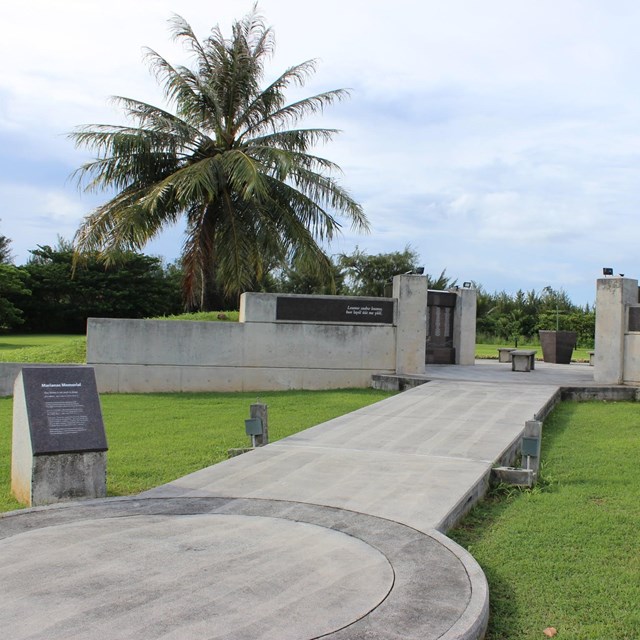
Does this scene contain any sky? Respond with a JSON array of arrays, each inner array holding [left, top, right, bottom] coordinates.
[[2, 0, 640, 306]]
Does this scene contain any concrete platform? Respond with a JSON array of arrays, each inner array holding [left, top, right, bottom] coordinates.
[[0, 361, 602, 639], [0, 497, 486, 640]]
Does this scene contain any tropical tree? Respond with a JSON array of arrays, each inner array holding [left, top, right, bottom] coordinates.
[[0, 264, 30, 329], [0, 221, 12, 264], [338, 246, 421, 296], [337, 246, 455, 297], [272, 254, 345, 295], [7, 240, 182, 333], [426, 268, 457, 291], [70, 8, 368, 309]]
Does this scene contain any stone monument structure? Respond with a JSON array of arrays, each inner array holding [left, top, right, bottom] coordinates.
[[594, 276, 640, 385], [11, 366, 108, 506], [45, 274, 480, 395]]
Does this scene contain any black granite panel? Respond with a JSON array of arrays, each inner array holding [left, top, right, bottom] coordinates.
[[276, 297, 394, 324], [426, 291, 457, 308], [22, 367, 108, 455]]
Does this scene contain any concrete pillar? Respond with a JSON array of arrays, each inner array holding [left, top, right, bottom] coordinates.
[[392, 274, 428, 375], [250, 402, 269, 446], [594, 277, 638, 384], [522, 420, 542, 477], [453, 287, 477, 365], [239, 292, 274, 322]]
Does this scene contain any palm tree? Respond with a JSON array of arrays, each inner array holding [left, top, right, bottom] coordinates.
[[71, 7, 368, 308]]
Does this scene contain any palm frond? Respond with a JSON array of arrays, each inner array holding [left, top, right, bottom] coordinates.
[[238, 88, 350, 141]]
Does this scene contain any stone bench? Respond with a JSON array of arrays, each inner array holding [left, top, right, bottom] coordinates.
[[511, 349, 537, 372], [497, 348, 516, 363]]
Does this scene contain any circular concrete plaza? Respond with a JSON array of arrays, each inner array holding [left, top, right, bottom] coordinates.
[[0, 497, 488, 640]]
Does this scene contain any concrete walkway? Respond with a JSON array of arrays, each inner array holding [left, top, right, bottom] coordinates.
[[0, 361, 599, 640]]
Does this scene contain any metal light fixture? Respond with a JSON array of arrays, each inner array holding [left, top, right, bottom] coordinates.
[[603, 268, 613, 276], [463, 282, 472, 288]]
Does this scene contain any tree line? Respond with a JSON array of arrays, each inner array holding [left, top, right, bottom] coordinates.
[[0, 238, 183, 333], [0, 237, 594, 345], [0, 240, 430, 333], [475, 285, 595, 347]]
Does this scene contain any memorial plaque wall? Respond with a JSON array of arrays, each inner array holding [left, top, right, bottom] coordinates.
[[629, 306, 640, 332], [276, 297, 394, 324]]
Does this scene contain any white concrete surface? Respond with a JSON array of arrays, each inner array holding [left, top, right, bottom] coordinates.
[[10, 371, 32, 504], [393, 274, 428, 375], [454, 287, 477, 365], [0, 497, 487, 640], [0, 512, 393, 640], [142, 373, 561, 532], [2, 361, 603, 640], [86, 318, 396, 393], [594, 276, 638, 384]]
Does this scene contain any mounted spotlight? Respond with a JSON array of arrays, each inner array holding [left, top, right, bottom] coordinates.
[[602, 268, 613, 276], [463, 282, 472, 288]]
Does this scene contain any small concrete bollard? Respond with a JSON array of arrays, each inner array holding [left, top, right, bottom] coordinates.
[[491, 419, 543, 488], [249, 402, 269, 447], [229, 402, 269, 458], [521, 420, 542, 476]]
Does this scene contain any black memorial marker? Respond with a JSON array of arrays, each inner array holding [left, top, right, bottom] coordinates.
[[629, 307, 640, 333], [276, 297, 394, 324], [22, 367, 108, 455]]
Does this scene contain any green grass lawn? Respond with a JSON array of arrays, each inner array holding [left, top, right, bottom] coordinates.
[[154, 310, 240, 321], [475, 342, 592, 362], [0, 334, 86, 363], [0, 388, 393, 512], [449, 401, 640, 640]]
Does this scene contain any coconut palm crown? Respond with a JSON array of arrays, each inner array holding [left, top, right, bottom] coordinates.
[[71, 8, 368, 307]]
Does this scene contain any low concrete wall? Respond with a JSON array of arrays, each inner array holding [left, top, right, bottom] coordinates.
[[1, 363, 28, 397], [87, 316, 396, 393], [3, 279, 477, 395], [0, 363, 85, 398]]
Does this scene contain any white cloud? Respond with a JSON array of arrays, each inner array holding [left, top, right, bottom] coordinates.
[[0, 183, 88, 260], [3, 0, 640, 305]]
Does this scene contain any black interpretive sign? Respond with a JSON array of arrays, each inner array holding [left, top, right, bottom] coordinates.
[[22, 367, 108, 455], [276, 297, 394, 324]]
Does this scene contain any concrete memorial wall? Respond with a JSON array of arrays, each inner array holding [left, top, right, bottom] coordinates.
[[86, 285, 409, 393], [0, 275, 478, 396], [594, 276, 640, 385]]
